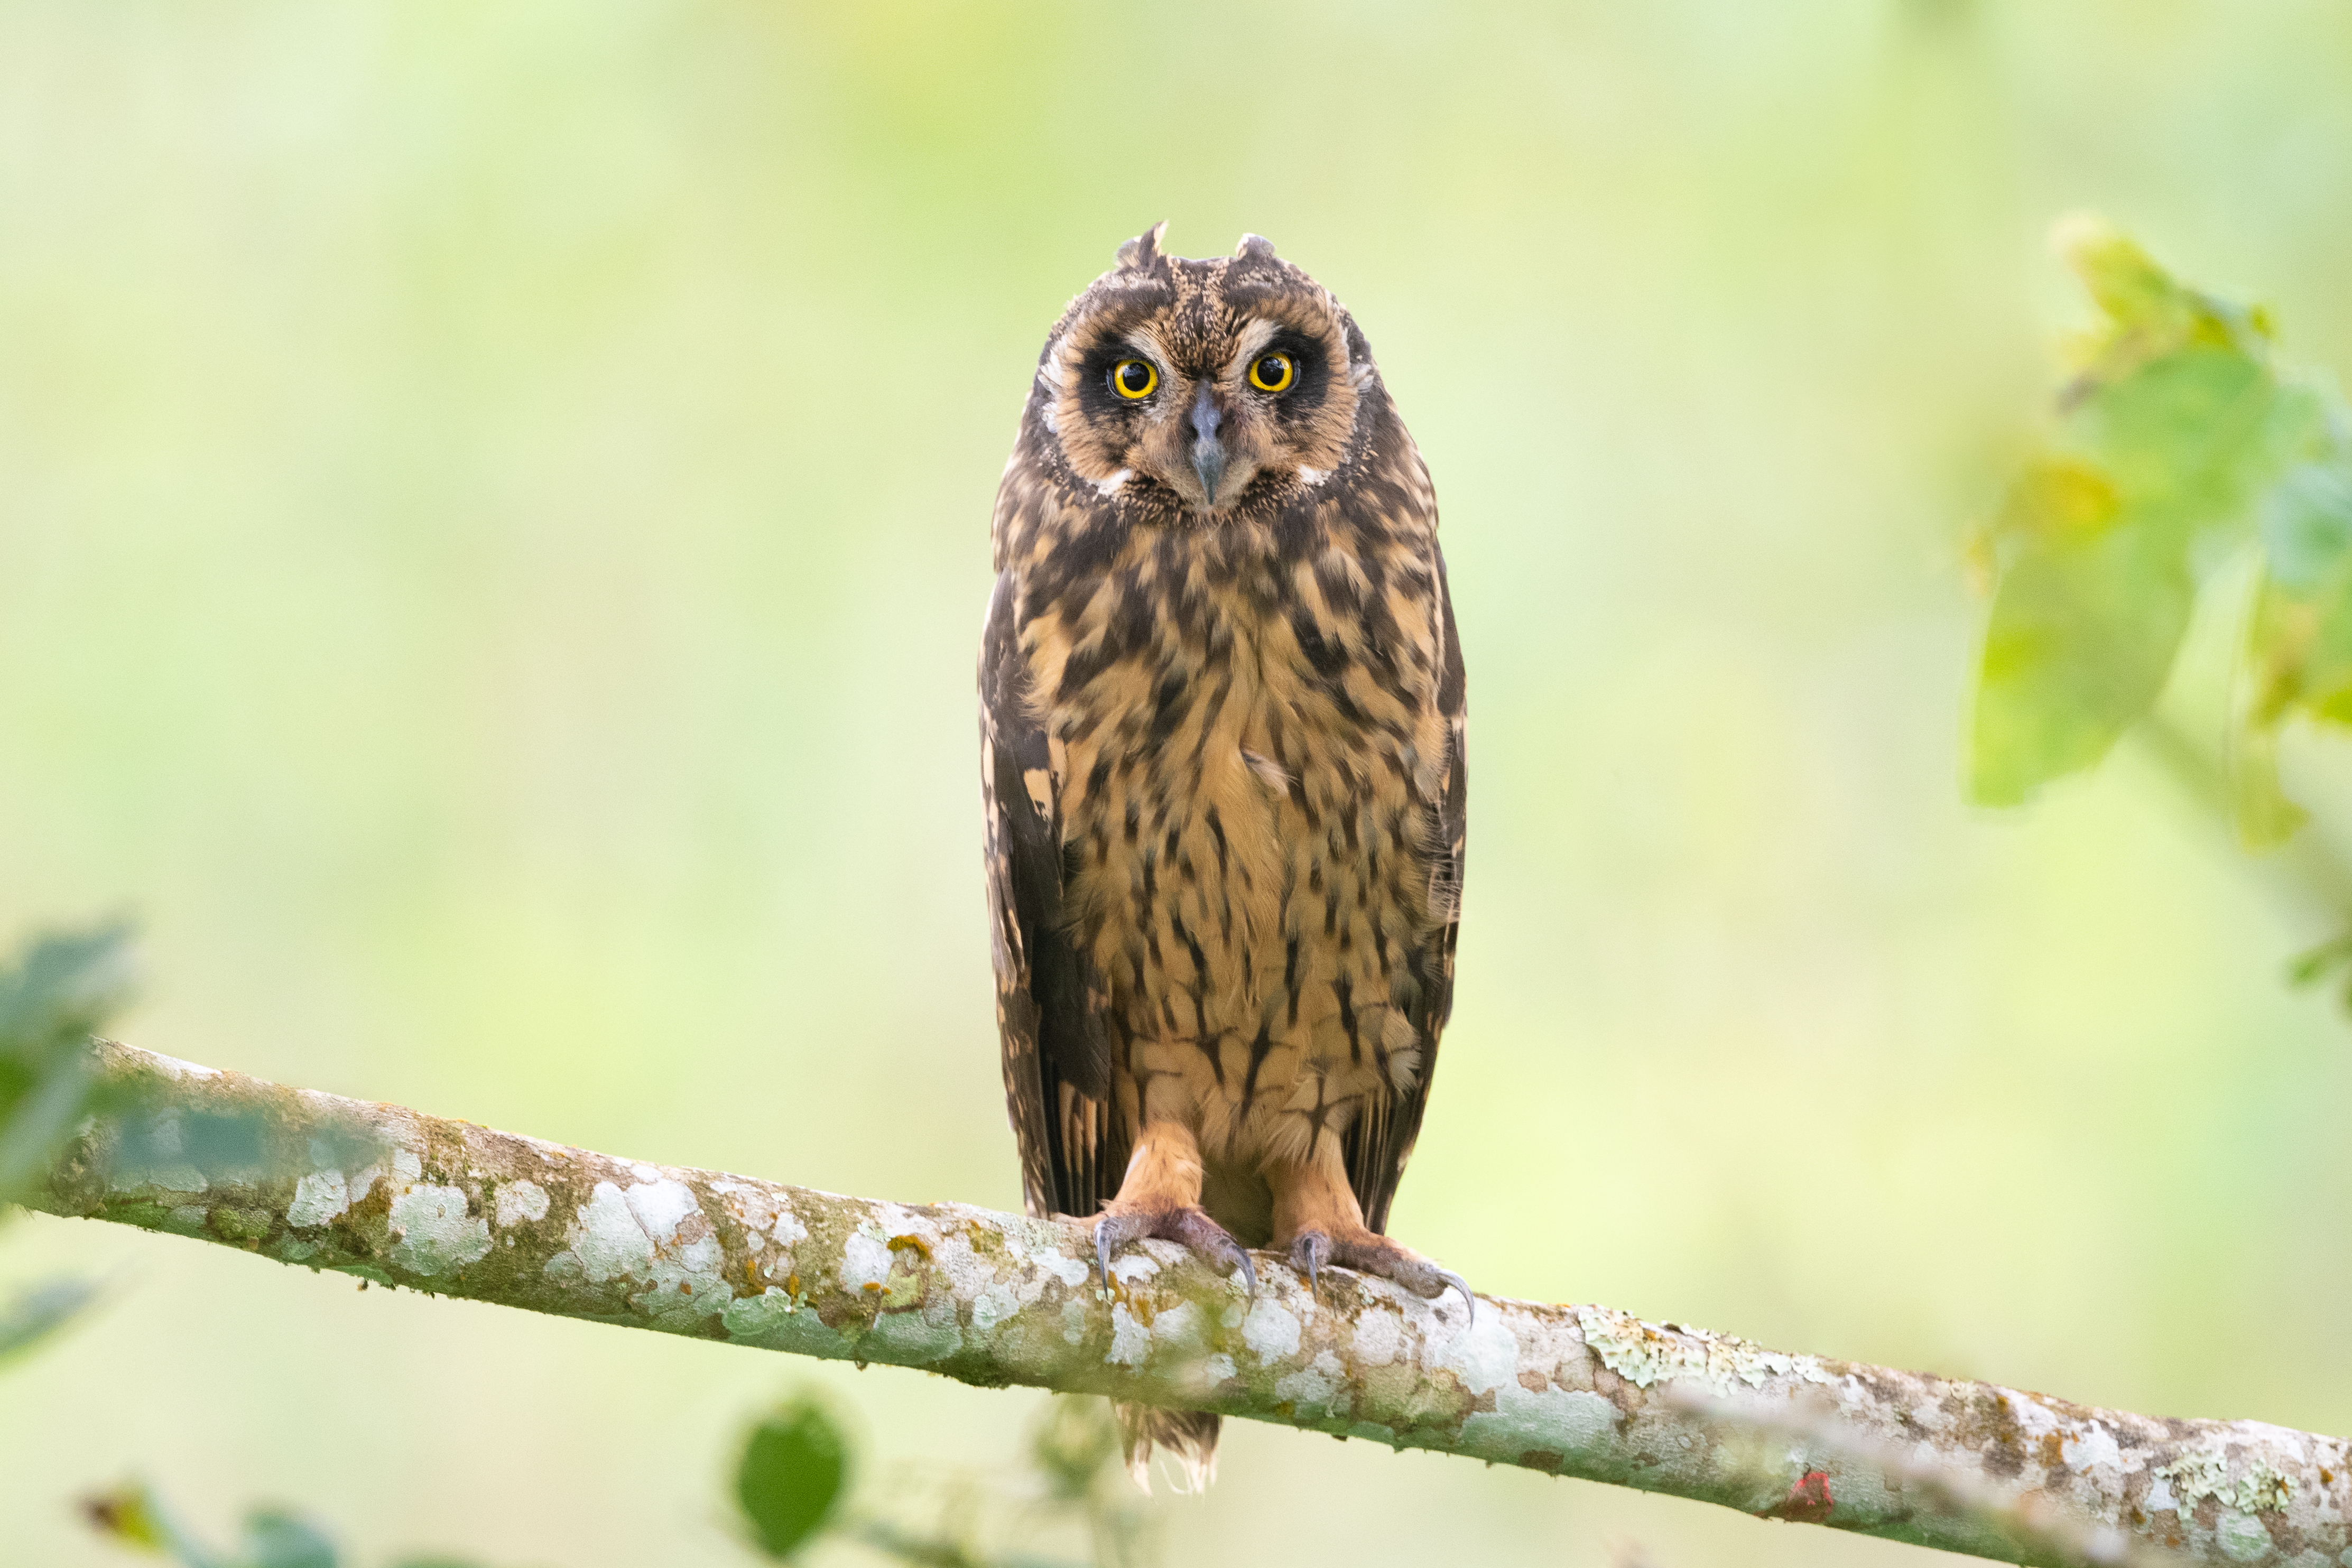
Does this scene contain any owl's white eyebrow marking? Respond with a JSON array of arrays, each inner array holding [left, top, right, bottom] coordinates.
[[1093, 468, 1131, 496], [1231, 320, 1281, 364]]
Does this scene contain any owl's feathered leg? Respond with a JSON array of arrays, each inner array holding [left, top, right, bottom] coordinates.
[[1091, 1120, 1256, 1294], [1095, 1121, 1246, 1493], [1266, 1147, 1474, 1323]]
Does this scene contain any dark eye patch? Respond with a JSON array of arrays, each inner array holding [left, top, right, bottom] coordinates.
[[1253, 332, 1328, 421], [1076, 345, 1160, 423]]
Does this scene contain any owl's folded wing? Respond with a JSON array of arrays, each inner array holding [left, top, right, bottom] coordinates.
[[1345, 539, 1468, 1237], [980, 571, 1124, 1221]]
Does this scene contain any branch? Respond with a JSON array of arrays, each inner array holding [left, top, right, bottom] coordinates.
[[21, 1041, 2347, 1567]]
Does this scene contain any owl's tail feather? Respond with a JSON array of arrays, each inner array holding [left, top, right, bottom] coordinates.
[[1114, 1402, 1219, 1493]]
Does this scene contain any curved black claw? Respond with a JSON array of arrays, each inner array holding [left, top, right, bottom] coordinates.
[[1289, 1231, 1330, 1295], [1434, 1269, 1477, 1326], [1169, 1207, 1255, 1295], [1095, 1216, 1126, 1286]]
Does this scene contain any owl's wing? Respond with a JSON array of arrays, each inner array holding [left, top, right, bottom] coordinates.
[[980, 571, 1123, 1221], [1347, 540, 1468, 1237]]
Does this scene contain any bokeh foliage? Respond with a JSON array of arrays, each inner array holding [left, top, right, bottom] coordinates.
[[0, 923, 136, 1203], [729, 1393, 1154, 1568], [1970, 218, 2352, 840], [84, 1481, 486, 1568], [76, 1390, 1144, 1568], [0, 924, 135, 1365], [736, 1399, 847, 1561]]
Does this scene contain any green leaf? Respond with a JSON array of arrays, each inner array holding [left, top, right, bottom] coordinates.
[[2051, 214, 2273, 386], [1970, 515, 2196, 805], [735, 1397, 850, 1560], [1030, 1397, 1120, 1503], [2251, 545, 2352, 726], [0, 1275, 102, 1367], [1968, 221, 2332, 807], [80, 1483, 227, 1568], [2298, 590, 2352, 721], [2227, 709, 2308, 848], [0, 922, 138, 1060], [2057, 218, 2179, 337], [82, 1484, 172, 1554], [2260, 457, 2352, 590], [0, 922, 139, 1202], [2288, 932, 2352, 989], [238, 1510, 339, 1568], [2071, 347, 2276, 531]]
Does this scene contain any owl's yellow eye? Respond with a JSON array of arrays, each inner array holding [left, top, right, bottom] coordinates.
[[1248, 351, 1296, 393], [1111, 359, 1158, 400]]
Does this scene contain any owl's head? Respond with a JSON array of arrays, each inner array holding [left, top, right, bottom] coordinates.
[[1029, 224, 1374, 520]]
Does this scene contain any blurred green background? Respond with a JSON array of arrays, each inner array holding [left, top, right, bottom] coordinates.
[[5, 1, 2352, 1562]]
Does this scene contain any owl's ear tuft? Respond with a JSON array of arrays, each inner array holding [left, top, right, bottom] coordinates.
[[1116, 221, 1169, 272], [1235, 234, 1277, 261]]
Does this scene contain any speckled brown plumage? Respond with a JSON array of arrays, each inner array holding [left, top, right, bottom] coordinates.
[[979, 225, 1467, 1485]]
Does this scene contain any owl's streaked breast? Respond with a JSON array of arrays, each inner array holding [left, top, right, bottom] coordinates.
[[1010, 489, 1453, 1175]]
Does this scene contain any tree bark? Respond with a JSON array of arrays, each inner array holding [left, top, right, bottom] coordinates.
[[20, 1040, 2346, 1567]]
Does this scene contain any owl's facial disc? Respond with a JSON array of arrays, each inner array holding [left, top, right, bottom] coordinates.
[[1046, 245, 1362, 517], [1097, 333, 1330, 514]]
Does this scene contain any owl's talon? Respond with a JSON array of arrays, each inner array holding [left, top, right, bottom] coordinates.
[[1290, 1231, 1330, 1296], [1095, 1221, 1121, 1288], [1092, 1205, 1254, 1295], [1289, 1224, 1476, 1324], [1168, 1205, 1255, 1294]]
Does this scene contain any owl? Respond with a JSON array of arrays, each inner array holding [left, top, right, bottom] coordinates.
[[979, 224, 1469, 1485]]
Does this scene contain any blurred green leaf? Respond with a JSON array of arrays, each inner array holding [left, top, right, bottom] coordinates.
[[0, 922, 139, 1202], [2075, 348, 2277, 525], [83, 1482, 225, 1568], [2287, 932, 2352, 990], [1971, 514, 2196, 805], [2260, 455, 2352, 590], [1029, 1397, 1119, 1504], [2226, 701, 2309, 848], [84, 1485, 173, 1554], [86, 1483, 503, 1568], [239, 1511, 339, 1568], [0, 1274, 103, 1367], [2050, 216, 2274, 387], [1970, 218, 2352, 817], [735, 1397, 849, 1560], [2249, 403, 2352, 735]]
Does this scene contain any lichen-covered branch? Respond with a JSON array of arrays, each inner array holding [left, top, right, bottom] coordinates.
[[21, 1042, 2349, 1567]]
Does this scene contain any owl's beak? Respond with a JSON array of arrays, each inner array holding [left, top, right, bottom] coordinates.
[[1188, 383, 1228, 506]]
